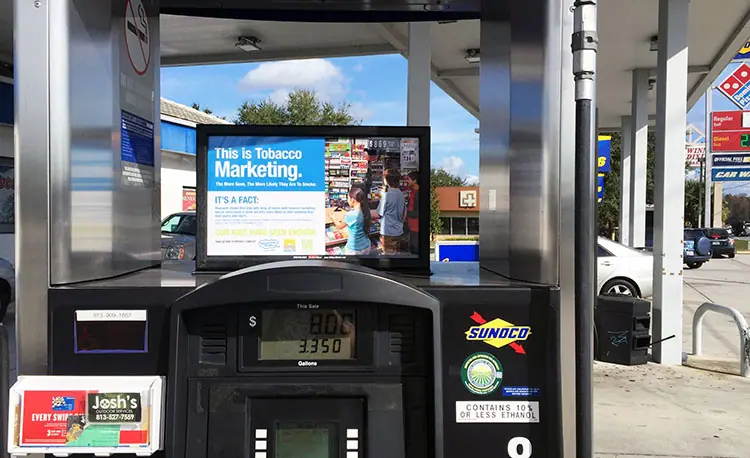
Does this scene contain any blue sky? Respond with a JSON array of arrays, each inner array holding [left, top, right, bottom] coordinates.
[[161, 54, 480, 184], [161, 55, 749, 193]]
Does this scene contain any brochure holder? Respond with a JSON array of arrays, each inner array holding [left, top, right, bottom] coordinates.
[[7, 376, 164, 457]]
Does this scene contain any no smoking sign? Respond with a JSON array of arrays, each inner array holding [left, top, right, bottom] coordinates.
[[124, 0, 151, 75]]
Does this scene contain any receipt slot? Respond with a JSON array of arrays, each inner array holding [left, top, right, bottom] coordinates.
[[166, 261, 441, 458]]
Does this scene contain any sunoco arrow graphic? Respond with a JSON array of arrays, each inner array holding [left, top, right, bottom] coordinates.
[[469, 312, 528, 355]]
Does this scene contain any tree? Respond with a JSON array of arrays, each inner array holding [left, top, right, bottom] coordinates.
[[191, 103, 227, 120], [428, 168, 469, 239], [430, 185, 442, 241], [431, 168, 466, 187], [191, 102, 213, 115], [236, 89, 360, 126], [683, 179, 702, 227], [599, 132, 696, 237]]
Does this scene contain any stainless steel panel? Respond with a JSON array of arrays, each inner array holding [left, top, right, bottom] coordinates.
[[48, 0, 161, 285], [557, 2, 578, 456], [14, 0, 50, 376], [479, 0, 561, 285], [480, 1, 572, 454], [478, 0, 510, 276]]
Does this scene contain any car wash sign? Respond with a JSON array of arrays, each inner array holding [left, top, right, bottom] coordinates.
[[712, 168, 750, 181]]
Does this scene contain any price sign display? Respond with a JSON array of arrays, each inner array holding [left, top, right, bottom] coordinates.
[[367, 138, 400, 152], [259, 309, 356, 360], [712, 110, 750, 152]]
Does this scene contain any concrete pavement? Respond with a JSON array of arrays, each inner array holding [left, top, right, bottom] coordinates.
[[593, 255, 750, 458]]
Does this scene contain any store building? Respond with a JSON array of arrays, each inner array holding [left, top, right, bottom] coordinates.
[[159, 98, 232, 217], [435, 186, 479, 236]]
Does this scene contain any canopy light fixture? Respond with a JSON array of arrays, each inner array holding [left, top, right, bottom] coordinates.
[[465, 48, 480, 64], [649, 35, 658, 52], [648, 77, 656, 91], [235, 36, 261, 53]]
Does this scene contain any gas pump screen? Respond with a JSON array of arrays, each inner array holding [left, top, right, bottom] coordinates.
[[259, 309, 356, 360]]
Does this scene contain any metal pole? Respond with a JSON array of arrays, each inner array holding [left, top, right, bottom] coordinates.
[[698, 158, 704, 227], [572, 1, 598, 458], [704, 87, 713, 229]]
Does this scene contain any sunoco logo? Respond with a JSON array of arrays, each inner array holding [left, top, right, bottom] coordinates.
[[465, 312, 530, 355], [258, 239, 280, 250]]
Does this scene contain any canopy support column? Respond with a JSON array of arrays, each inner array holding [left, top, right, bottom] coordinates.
[[407, 22, 431, 126], [629, 69, 649, 248], [653, 0, 689, 365], [620, 115, 632, 245]]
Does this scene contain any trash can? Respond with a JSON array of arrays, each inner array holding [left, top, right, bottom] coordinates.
[[594, 295, 651, 365]]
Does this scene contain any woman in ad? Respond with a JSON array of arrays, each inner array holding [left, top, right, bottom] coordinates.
[[332, 187, 372, 255]]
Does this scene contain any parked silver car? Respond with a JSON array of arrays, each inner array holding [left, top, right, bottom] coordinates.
[[161, 212, 196, 261]]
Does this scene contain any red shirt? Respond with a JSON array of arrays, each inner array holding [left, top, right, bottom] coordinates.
[[407, 189, 419, 233]]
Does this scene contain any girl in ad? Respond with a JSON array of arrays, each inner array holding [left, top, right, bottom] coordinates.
[[332, 187, 372, 255]]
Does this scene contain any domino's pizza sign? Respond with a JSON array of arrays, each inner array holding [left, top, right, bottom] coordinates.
[[718, 63, 750, 109]]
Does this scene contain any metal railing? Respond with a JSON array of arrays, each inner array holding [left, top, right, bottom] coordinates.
[[692, 302, 750, 378]]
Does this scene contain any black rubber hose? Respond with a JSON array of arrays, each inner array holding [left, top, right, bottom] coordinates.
[[575, 97, 596, 458]]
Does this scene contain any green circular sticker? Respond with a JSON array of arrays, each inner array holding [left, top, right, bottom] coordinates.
[[461, 352, 503, 395]]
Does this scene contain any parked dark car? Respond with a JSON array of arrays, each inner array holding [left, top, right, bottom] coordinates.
[[703, 227, 735, 258], [683, 228, 711, 269]]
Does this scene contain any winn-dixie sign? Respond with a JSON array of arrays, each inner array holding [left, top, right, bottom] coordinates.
[[685, 145, 705, 167]]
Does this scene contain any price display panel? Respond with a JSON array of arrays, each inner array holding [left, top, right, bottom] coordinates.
[[239, 303, 376, 370], [712, 131, 750, 152], [259, 309, 356, 360]]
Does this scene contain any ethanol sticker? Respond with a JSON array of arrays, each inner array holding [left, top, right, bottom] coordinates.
[[87, 393, 142, 423], [455, 401, 539, 423]]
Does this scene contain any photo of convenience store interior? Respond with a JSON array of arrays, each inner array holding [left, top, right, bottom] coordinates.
[[323, 137, 419, 257]]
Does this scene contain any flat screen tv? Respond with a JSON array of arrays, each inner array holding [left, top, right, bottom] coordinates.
[[195, 125, 430, 272]]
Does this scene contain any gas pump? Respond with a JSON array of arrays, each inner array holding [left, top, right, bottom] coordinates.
[[7, 0, 591, 457], [8, 261, 560, 458]]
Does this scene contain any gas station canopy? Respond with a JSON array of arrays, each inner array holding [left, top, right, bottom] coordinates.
[[1, 1, 748, 127]]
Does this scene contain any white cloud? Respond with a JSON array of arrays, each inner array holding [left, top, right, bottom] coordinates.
[[348, 102, 374, 122], [438, 156, 479, 184], [239, 58, 349, 102], [440, 156, 466, 176]]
